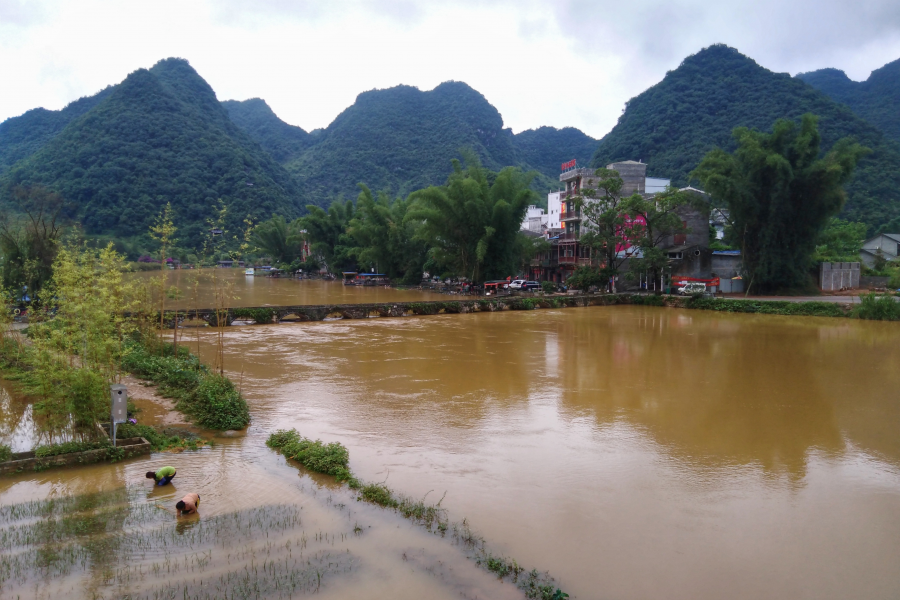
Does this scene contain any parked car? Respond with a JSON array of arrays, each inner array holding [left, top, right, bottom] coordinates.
[[521, 281, 541, 291], [508, 279, 527, 289], [677, 282, 707, 295]]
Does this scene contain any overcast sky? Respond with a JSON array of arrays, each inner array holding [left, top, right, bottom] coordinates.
[[1, 0, 899, 139]]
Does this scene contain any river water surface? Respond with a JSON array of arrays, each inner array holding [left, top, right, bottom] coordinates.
[[2, 284, 899, 599]]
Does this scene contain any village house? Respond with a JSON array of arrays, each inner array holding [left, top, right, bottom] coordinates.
[[860, 233, 900, 268], [526, 161, 715, 285]]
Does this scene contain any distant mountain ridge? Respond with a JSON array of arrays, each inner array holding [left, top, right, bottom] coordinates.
[[797, 59, 900, 143], [0, 58, 303, 242], [592, 44, 900, 229], [223, 83, 597, 201], [1, 66, 597, 244]]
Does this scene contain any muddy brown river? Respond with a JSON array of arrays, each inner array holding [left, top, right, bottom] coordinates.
[[2, 287, 900, 599]]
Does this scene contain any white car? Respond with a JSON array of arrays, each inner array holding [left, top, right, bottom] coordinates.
[[508, 279, 527, 289], [677, 282, 707, 295]]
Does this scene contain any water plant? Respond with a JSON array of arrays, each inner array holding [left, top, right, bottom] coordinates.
[[266, 429, 567, 598], [267, 429, 353, 481]]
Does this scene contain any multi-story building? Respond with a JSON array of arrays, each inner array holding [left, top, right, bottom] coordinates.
[[527, 160, 715, 284]]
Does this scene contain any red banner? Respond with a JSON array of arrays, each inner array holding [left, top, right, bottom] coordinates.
[[561, 159, 577, 171]]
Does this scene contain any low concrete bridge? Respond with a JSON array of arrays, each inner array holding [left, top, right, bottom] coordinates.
[[155, 295, 601, 327]]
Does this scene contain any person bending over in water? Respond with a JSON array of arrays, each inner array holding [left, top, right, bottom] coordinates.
[[176, 493, 200, 515], [146, 466, 176, 486]]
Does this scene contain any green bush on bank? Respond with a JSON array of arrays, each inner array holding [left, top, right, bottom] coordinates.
[[853, 293, 900, 321], [0, 444, 11, 462], [683, 297, 846, 317], [121, 339, 250, 431]]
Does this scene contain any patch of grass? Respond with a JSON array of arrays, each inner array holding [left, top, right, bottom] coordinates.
[[359, 483, 397, 507], [114, 423, 204, 452], [853, 293, 900, 321], [33, 440, 111, 458]]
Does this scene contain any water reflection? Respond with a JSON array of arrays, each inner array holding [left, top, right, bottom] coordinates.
[[128, 269, 447, 309], [195, 306, 900, 600]]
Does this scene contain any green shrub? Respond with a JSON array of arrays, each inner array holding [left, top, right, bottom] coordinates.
[[541, 281, 556, 294], [266, 429, 351, 479], [853, 293, 900, 321], [0, 444, 12, 462], [232, 308, 275, 324], [509, 298, 537, 310], [186, 374, 250, 430], [629, 294, 666, 306]]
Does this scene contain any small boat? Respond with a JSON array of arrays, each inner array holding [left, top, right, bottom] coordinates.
[[244, 268, 255, 276]]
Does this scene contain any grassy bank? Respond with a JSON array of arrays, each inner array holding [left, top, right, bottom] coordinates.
[[120, 338, 250, 430], [267, 429, 568, 600], [579, 292, 900, 321]]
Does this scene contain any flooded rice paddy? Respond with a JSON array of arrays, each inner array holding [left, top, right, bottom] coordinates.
[[3, 283, 900, 599]]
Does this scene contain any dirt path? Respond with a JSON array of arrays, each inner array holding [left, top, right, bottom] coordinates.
[[120, 374, 193, 427]]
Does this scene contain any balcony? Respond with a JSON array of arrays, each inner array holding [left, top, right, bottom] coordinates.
[[560, 210, 582, 223], [558, 256, 592, 266], [558, 232, 579, 241]]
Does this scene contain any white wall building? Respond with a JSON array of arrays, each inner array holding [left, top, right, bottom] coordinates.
[[546, 191, 563, 230], [521, 205, 549, 233]]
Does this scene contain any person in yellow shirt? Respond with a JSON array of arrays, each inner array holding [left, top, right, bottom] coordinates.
[[146, 466, 176, 486]]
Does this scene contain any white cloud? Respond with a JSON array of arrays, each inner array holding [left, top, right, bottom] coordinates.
[[1, 0, 898, 140]]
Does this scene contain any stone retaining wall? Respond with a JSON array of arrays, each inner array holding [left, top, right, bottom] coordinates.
[[0, 437, 151, 475]]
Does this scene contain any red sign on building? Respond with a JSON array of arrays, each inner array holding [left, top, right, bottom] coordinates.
[[561, 159, 577, 172]]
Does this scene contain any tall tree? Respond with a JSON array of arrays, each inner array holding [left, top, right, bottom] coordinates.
[[298, 199, 356, 273], [251, 215, 304, 265], [346, 185, 427, 284], [407, 154, 536, 283], [577, 168, 643, 291], [692, 114, 868, 292], [620, 188, 698, 287], [0, 186, 64, 300], [814, 217, 868, 262]]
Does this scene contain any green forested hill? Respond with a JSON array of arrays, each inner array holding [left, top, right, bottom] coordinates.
[[797, 59, 900, 143], [0, 88, 113, 174], [513, 126, 598, 183], [224, 84, 595, 202], [1, 59, 302, 243], [283, 82, 523, 200], [222, 98, 312, 163], [591, 45, 900, 229]]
